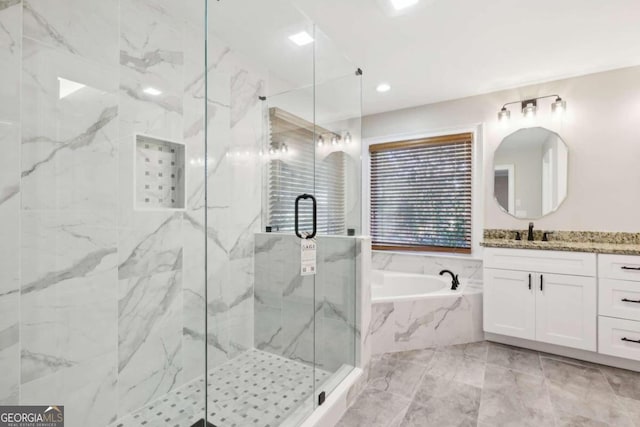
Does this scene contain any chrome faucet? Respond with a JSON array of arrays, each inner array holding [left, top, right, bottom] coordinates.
[[527, 222, 534, 241], [439, 270, 460, 290]]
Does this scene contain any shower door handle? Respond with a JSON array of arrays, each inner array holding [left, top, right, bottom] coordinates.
[[295, 194, 317, 239]]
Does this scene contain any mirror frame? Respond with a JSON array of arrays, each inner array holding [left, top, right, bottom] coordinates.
[[493, 126, 569, 219]]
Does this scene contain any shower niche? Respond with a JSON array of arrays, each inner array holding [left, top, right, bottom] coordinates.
[[135, 134, 186, 210]]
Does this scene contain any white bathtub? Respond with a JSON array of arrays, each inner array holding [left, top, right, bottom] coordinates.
[[369, 269, 483, 355], [371, 270, 464, 303]]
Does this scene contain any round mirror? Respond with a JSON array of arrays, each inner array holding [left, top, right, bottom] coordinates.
[[494, 127, 568, 219]]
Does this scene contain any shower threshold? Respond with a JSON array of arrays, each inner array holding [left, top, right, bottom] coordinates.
[[110, 348, 334, 427]]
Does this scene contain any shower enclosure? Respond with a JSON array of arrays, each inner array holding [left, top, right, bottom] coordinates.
[[0, 0, 362, 426]]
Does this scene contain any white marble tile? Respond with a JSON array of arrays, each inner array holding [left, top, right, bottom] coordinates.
[[21, 352, 118, 427], [20, 210, 118, 384], [23, 0, 119, 65], [21, 38, 119, 210], [0, 124, 20, 396], [358, 238, 373, 369], [0, 0, 21, 123], [0, 211, 19, 404], [118, 0, 184, 140], [370, 302, 396, 355], [117, 211, 183, 280], [390, 298, 440, 352], [371, 252, 483, 281], [432, 295, 476, 347], [117, 270, 183, 415]]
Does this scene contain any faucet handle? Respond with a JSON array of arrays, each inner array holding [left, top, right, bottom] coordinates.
[[542, 231, 554, 242], [515, 231, 522, 241]]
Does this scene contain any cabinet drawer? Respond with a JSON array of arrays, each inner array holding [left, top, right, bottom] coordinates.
[[484, 248, 596, 276], [598, 254, 640, 282], [599, 279, 640, 321], [598, 316, 640, 361]]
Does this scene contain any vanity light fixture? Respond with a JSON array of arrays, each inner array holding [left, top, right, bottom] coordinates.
[[331, 135, 339, 145], [344, 132, 352, 144], [497, 94, 567, 121]]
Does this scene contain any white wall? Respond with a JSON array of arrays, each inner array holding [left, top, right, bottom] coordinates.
[[363, 66, 640, 232]]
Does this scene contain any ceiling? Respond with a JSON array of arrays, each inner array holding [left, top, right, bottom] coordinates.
[[291, 0, 640, 116]]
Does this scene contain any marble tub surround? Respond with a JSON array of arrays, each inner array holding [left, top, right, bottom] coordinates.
[[372, 251, 483, 280], [482, 229, 640, 255], [338, 341, 640, 427], [370, 277, 483, 355]]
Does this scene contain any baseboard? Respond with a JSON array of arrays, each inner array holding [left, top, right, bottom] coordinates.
[[485, 333, 640, 372]]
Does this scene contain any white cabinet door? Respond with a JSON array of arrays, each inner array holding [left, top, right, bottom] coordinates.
[[484, 268, 535, 340], [535, 273, 597, 351]]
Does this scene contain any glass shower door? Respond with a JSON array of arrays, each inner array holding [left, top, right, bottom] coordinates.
[[205, 1, 318, 426]]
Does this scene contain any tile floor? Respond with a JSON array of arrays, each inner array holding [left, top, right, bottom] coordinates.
[[338, 341, 640, 427], [111, 349, 330, 427]]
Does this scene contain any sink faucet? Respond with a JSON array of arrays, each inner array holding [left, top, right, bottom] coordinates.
[[527, 222, 534, 241], [439, 270, 460, 290]]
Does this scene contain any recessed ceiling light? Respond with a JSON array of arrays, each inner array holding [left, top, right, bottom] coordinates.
[[390, 0, 419, 11], [288, 31, 314, 46], [376, 83, 391, 93], [143, 87, 162, 96], [58, 77, 86, 99]]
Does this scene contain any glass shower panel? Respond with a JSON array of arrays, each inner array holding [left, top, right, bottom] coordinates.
[[0, 1, 209, 426], [312, 29, 363, 403], [205, 1, 317, 426]]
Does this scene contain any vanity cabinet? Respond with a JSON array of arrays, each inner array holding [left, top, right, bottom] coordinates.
[[598, 254, 640, 361], [484, 248, 597, 351]]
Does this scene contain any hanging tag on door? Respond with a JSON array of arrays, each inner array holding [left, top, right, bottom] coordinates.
[[301, 238, 317, 276]]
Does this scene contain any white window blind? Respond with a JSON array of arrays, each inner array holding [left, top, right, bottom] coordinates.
[[370, 133, 473, 253], [268, 108, 346, 235]]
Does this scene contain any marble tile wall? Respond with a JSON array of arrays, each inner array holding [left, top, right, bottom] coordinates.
[[372, 251, 483, 280], [0, 1, 264, 425], [254, 234, 363, 374], [0, 0, 21, 407]]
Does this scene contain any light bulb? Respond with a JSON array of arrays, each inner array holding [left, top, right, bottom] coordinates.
[[522, 103, 537, 118], [551, 97, 567, 115], [317, 135, 324, 147], [344, 132, 352, 144], [498, 107, 510, 121]]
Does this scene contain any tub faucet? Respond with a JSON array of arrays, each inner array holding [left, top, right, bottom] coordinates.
[[439, 270, 459, 290]]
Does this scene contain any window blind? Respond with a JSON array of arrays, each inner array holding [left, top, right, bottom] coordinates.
[[370, 133, 473, 253], [268, 108, 346, 235]]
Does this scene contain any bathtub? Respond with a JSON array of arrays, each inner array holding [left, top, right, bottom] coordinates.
[[372, 270, 463, 303], [369, 269, 483, 355]]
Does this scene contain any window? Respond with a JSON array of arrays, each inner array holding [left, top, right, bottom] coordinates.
[[268, 108, 346, 235], [369, 133, 473, 253]]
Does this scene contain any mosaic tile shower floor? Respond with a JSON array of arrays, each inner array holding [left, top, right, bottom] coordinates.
[[111, 349, 331, 427]]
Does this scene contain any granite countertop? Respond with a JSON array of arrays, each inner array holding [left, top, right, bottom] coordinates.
[[480, 239, 640, 255], [481, 229, 640, 255]]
